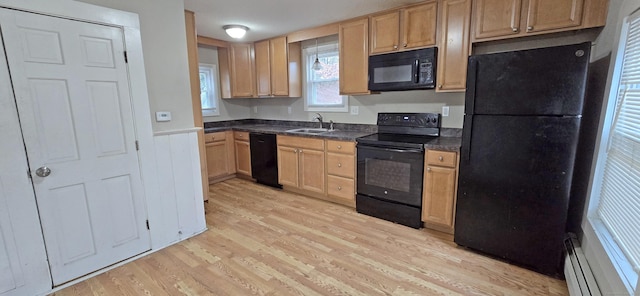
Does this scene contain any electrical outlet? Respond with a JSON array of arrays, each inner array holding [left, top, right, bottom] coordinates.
[[442, 106, 450, 117], [253, 106, 258, 113], [350, 106, 359, 115], [287, 106, 292, 114]]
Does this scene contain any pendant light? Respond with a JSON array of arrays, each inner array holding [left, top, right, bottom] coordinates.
[[312, 38, 322, 71]]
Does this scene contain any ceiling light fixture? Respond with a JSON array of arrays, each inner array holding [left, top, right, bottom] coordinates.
[[223, 25, 249, 39], [312, 38, 322, 71]]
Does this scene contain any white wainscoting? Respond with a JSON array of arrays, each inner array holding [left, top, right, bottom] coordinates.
[[151, 129, 207, 248]]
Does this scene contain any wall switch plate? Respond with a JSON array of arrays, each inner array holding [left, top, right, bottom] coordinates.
[[287, 106, 292, 114], [155, 111, 171, 122], [253, 106, 258, 113], [442, 106, 450, 117], [350, 106, 359, 115]]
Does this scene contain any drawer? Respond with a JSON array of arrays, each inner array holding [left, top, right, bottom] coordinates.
[[277, 135, 324, 150], [327, 152, 355, 178], [204, 131, 226, 143], [426, 150, 457, 168], [234, 131, 249, 141], [327, 175, 355, 201], [326, 140, 355, 154]]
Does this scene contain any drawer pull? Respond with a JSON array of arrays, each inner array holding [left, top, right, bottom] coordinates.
[[512, 27, 518, 32], [527, 26, 533, 31], [338, 186, 342, 190], [427, 167, 432, 172], [438, 156, 444, 161], [337, 145, 342, 149], [337, 163, 342, 168]]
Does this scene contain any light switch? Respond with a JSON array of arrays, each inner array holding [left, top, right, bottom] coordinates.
[[155, 111, 171, 122], [287, 106, 292, 114]]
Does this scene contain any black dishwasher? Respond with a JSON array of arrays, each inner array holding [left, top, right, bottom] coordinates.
[[249, 132, 282, 188]]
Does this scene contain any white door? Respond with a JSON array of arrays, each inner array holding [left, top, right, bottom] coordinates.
[[0, 9, 151, 285]]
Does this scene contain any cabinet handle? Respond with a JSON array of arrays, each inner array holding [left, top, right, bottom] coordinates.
[[512, 27, 519, 32], [527, 26, 533, 31], [403, 43, 407, 47], [438, 84, 443, 89], [427, 167, 432, 172], [338, 186, 342, 190], [294, 149, 298, 153], [438, 156, 444, 161], [299, 149, 303, 154], [393, 45, 398, 49], [337, 163, 342, 168], [337, 145, 342, 149]]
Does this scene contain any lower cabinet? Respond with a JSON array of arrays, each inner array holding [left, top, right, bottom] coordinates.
[[422, 149, 459, 233], [326, 140, 356, 206], [205, 130, 236, 183], [277, 135, 325, 194], [234, 131, 252, 177]]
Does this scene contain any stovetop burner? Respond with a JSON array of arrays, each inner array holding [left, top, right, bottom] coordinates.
[[356, 112, 441, 150]]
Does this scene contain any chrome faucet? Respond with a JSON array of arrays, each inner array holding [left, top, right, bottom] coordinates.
[[314, 113, 323, 128], [329, 120, 334, 131]]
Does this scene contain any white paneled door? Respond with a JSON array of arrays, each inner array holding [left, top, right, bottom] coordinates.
[[0, 9, 150, 285]]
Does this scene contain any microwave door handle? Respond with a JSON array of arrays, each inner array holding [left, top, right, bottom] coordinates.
[[414, 59, 420, 83]]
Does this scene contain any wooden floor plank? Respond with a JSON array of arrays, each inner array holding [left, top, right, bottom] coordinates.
[[53, 178, 568, 295]]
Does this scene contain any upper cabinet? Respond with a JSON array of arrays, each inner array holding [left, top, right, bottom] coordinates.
[[255, 36, 293, 97], [227, 43, 255, 98], [472, 0, 609, 42], [339, 18, 370, 95], [436, 0, 472, 92], [370, 2, 438, 55], [219, 38, 301, 99]]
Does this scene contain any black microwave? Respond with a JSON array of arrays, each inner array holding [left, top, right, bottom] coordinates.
[[368, 47, 437, 91]]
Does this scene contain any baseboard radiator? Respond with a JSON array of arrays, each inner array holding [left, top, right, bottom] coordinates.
[[565, 235, 602, 296]]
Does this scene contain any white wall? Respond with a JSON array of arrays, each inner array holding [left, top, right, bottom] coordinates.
[[249, 91, 465, 128], [75, 0, 194, 132], [198, 46, 252, 122]]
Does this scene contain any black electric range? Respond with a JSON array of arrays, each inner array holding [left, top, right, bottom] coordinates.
[[355, 113, 441, 228]]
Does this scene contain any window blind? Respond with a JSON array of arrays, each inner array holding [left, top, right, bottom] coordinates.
[[597, 12, 640, 273]]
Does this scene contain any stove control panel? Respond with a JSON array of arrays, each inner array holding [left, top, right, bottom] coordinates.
[[377, 113, 441, 128]]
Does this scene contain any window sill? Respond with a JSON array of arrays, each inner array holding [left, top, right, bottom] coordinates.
[[202, 109, 219, 117], [585, 217, 637, 294]]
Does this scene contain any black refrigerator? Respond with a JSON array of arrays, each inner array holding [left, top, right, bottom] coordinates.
[[454, 42, 591, 277]]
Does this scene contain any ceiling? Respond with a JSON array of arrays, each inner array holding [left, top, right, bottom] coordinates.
[[183, 0, 425, 42]]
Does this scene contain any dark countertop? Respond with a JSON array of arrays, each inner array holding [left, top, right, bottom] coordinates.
[[204, 121, 462, 151], [204, 124, 374, 141]]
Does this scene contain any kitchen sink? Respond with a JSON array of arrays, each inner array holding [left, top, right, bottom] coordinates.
[[286, 128, 332, 134]]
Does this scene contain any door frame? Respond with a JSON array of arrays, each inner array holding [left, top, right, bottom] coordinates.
[[0, 0, 162, 293]]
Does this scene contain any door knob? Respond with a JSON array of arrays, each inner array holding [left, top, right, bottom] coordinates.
[[35, 166, 51, 177]]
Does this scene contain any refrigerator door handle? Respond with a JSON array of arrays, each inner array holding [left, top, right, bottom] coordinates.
[[462, 118, 473, 163], [465, 57, 478, 115]]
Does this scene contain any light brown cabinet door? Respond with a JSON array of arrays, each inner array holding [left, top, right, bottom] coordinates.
[[229, 43, 255, 97], [422, 165, 457, 228], [269, 36, 289, 96], [370, 11, 400, 54], [402, 2, 438, 50], [277, 146, 299, 187], [206, 141, 229, 180], [339, 18, 369, 95], [473, 0, 522, 39], [436, 0, 472, 92], [235, 140, 252, 176], [526, 0, 584, 33], [254, 40, 271, 96], [299, 148, 325, 194]]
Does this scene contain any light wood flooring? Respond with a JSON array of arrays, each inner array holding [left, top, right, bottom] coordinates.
[[54, 178, 568, 295]]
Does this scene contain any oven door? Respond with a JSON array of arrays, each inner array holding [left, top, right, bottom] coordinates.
[[356, 144, 424, 206]]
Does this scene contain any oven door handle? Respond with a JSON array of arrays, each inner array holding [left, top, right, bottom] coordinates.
[[357, 145, 423, 154]]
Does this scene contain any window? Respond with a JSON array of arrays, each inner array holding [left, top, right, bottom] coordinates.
[[304, 39, 347, 112], [199, 63, 219, 116], [590, 10, 640, 292]]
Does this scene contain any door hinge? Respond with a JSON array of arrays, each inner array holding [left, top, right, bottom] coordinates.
[[124, 51, 128, 63], [135, 140, 139, 151], [146, 220, 150, 230]]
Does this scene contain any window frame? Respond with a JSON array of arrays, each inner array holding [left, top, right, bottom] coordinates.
[[303, 42, 348, 112], [587, 10, 640, 295], [199, 63, 220, 117]]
